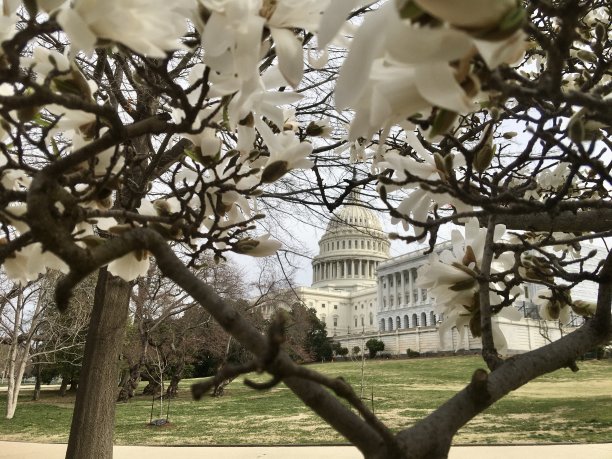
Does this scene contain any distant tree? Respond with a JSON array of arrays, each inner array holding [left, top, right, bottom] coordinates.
[[365, 339, 385, 359], [337, 347, 349, 358], [352, 346, 361, 357]]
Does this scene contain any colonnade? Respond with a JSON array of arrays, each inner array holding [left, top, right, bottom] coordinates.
[[377, 268, 426, 310], [313, 259, 380, 283]]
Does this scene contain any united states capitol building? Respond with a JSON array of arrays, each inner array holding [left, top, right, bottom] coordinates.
[[264, 196, 601, 355]]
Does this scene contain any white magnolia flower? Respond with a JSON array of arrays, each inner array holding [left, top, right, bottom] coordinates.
[[534, 287, 572, 325], [3, 243, 69, 285], [417, 219, 515, 349], [56, 0, 190, 57], [226, 68, 303, 130], [23, 47, 71, 81], [334, 3, 475, 117], [378, 132, 469, 237], [320, 1, 526, 140], [1, 169, 31, 190], [255, 117, 313, 183], [234, 233, 281, 257], [108, 251, 150, 281]]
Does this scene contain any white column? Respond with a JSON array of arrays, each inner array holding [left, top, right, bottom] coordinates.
[[385, 274, 390, 309], [378, 276, 384, 312], [343, 260, 347, 278], [409, 269, 414, 305], [400, 270, 406, 306], [394, 272, 399, 309]]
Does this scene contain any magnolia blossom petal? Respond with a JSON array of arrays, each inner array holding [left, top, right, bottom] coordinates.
[[474, 30, 527, 69], [318, 0, 366, 49], [108, 252, 150, 281], [335, 2, 393, 109], [415, 63, 475, 114], [270, 27, 304, 88], [56, 7, 97, 54], [385, 22, 473, 65]]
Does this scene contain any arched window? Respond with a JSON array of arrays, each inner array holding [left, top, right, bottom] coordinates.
[[370, 312, 373, 325], [380, 319, 386, 331], [412, 313, 418, 327], [361, 316, 364, 326], [355, 317, 358, 327], [396, 316, 401, 330], [404, 315, 409, 328], [388, 317, 393, 331], [421, 312, 427, 327], [430, 311, 436, 325]]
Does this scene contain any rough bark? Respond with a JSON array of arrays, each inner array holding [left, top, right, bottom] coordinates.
[[117, 363, 144, 402], [59, 376, 69, 397], [32, 362, 41, 401], [65, 269, 131, 459]]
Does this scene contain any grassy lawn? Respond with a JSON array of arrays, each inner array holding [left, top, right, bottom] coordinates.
[[1, 356, 611, 445]]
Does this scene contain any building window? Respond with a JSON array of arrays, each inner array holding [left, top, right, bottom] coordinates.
[[380, 319, 385, 331], [388, 317, 393, 331], [421, 288, 427, 301], [355, 305, 358, 310], [333, 317, 338, 327], [370, 312, 373, 325], [334, 304, 338, 310], [343, 241, 346, 249], [322, 303, 326, 308], [404, 315, 409, 328], [421, 312, 427, 327], [412, 313, 418, 327], [348, 240, 352, 248], [390, 295, 394, 306], [361, 316, 364, 326], [361, 240, 364, 249], [367, 241, 371, 249], [361, 304, 364, 309]]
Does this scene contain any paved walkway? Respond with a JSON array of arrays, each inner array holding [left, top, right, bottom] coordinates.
[[1, 442, 611, 459]]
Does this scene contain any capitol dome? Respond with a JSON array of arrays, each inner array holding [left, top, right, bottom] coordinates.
[[312, 193, 389, 290]]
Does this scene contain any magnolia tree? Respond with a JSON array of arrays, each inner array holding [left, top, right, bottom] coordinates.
[[0, 0, 610, 458]]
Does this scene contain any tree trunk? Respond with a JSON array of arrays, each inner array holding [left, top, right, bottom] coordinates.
[[142, 379, 161, 396], [6, 288, 35, 420], [166, 366, 183, 398], [212, 378, 233, 397], [59, 376, 69, 397], [68, 378, 79, 392], [117, 362, 142, 402], [32, 362, 42, 401], [65, 269, 131, 459]]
